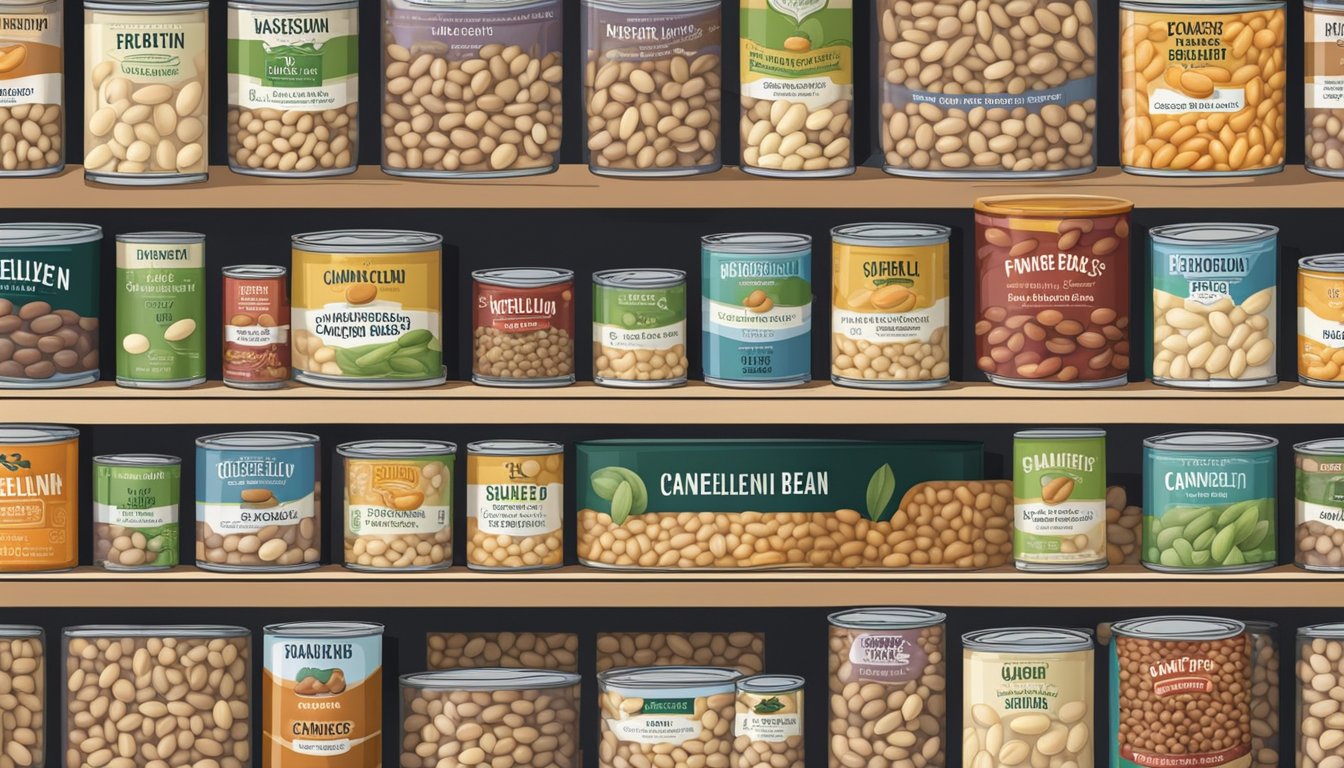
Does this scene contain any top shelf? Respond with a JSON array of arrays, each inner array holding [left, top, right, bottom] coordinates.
[[1, 165, 1331, 210]]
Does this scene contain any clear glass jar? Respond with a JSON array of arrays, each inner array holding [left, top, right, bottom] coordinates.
[[0, 0, 63, 176], [0, 625, 44, 768], [1245, 620, 1279, 768]]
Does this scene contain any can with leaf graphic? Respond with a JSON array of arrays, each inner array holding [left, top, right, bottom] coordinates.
[[1013, 428, 1107, 571], [735, 674, 805, 768]]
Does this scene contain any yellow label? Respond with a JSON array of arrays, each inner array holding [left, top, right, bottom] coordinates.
[[739, 0, 852, 104], [467, 453, 563, 537], [1299, 268, 1344, 381], [832, 241, 948, 345]]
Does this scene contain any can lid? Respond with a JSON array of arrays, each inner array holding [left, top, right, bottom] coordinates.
[[223, 264, 288, 279], [1014, 429, 1106, 440], [1300, 254, 1344, 273], [1110, 616, 1245, 641], [974, 195, 1134, 217], [472, 267, 574, 288], [0, 625, 42, 638], [1300, 622, 1344, 639], [1242, 620, 1277, 634], [962, 627, 1093, 653], [702, 233, 811, 254], [1143, 431, 1278, 451], [827, 607, 946, 630], [86, 0, 210, 10], [593, 268, 686, 288], [93, 453, 182, 467], [467, 439, 562, 455], [0, 0, 57, 9], [196, 431, 320, 450], [1148, 223, 1278, 245], [0, 424, 79, 443], [292, 229, 442, 252], [830, 223, 951, 246], [401, 668, 580, 691], [737, 674, 804, 694], [338, 439, 457, 458], [116, 232, 206, 244], [598, 665, 742, 690], [263, 621, 384, 637], [1295, 438, 1344, 455], [0, 223, 102, 246], [66, 625, 250, 638]]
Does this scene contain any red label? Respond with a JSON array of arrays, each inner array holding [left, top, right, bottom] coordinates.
[[473, 281, 573, 335], [223, 275, 291, 385]]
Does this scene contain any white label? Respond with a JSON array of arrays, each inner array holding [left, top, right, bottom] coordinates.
[[94, 502, 177, 527], [1299, 499, 1344, 529], [292, 739, 350, 756], [295, 304, 438, 349], [708, 300, 811, 335], [832, 297, 948, 343], [1015, 500, 1105, 536], [1302, 306, 1344, 346], [593, 321, 685, 352], [348, 504, 448, 535], [741, 77, 851, 108], [605, 716, 699, 746], [1148, 86, 1245, 114], [735, 712, 801, 741], [201, 493, 315, 533], [468, 482, 562, 536], [226, 324, 290, 345], [0, 72, 60, 107]]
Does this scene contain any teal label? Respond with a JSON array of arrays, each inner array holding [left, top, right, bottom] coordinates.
[[227, 7, 358, 111], [1142, 447, 1276, 569], [93, 462, 181, 567], [0, 241, 99, 316], [1151, 234, 1276, 306], [702, 247, 812, 383], [116, 240, 205, 383]]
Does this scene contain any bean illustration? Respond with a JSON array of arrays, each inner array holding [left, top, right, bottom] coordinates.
[[1144, 498, 1275, 569]]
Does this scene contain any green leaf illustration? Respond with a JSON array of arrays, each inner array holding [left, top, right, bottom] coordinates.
[[865, 463, 896, 522]]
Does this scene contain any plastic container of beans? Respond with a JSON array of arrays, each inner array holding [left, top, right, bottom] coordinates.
[[0, 625, 44, 768], [0, 0, 63, 177], [472, 268, 575, 387], [597, 666, 740, 768], [1298, 623, 1344, 768]]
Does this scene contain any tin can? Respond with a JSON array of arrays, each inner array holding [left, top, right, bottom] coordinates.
[[1298, 623, 1344, 768], [1244, 620, 1279, 768], [195, 430, 321, 572], [702, 233, 812, 388], [0, 223, 102, 388], [1142, 431, 1277, 572], [1298, 255, 1344, 385], [974, 195, 1133, 388], [1149, 223, 1277, 388], [115, 232, 206, 388], [593, 268, 688, 388], [963, 628, 1094, 768], [92, 453, 180, 571], [827, 608, 946, 768], [734, 674, 804, 768], [263, 621, 382, 768], [339, 439, 455, 572], [467, 440, 563, 571], [472, 268, 575, 387], [83, 0, 209, 185], [1013, 428, 1108, 571], [1294, 438, 1344, 570], [1308, 1, 1344, 176], [0, 625, 43, 768], [831, 223, 950, 389], [597, 666, 741, 768], [292, 229, 445, 389], [223, 265, 291, 389], [227, 0, 359, 178], [1109, 616, 1250, 768], [0, 424, 77, 572], [0, 0, 63, 176]]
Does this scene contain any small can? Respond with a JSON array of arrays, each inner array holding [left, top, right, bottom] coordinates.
[[263, 621, 382, 768], [1013, 428, 1108, 571], [195, 430, 320, 572], [592, 268, 688, 388], [1142, 431, 1277, 572], [472, 268, 575, 387], [734, 674, 804, 768], [92, 453, 180, 571], [223, 265, 291, 389], [466, 440, 563, 571], [339, 439, 456, 572], [1109, 616, 1251, 768], [1308, 1, 1344, 176], [831, 223, 951, 389], [1149, 223, 1278, 388], [0, 0, 63, 176], [1298, 254, 1344, 385], [963, 628, 1094, 768], [0, 424, 78, 572], [702, 233, 812, 388], [0, 625, 43, 768], [1294, 438, 1344, 571], [1244, 620, 1279, 768], [115, 232, 206, 388], [597, 666, 741, 768]]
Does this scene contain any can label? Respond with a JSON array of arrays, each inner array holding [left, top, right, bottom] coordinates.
[[588, 3, 722, 63], [1014, 433, 1106, 565], [385, 0, 561, 52], [93, 461, 180, 567], [472, 278, 575, 382], [196, 443, 316, 534], [964, 648, 1093, 768], [1299, 267, 1344, 382], [263, 630, 381, 767], [0, 436, 77, 570], [1297, 449, 1344, 568], [224, 273, 291, 385], [843, 629, 926, 684], [467, 453, 562, 537], [1143, 447, 1276, 570], [0, 5, 61, 107], [740, 0, 851, 107], [606, 700, 703, 745], [593, 282, 685, 355], [0, 237, 100, 384], [1307, 8, 1344, 109], [116, 239, 205, 383], [227, 6, 358, 111], [702, 250, 812, 383], [345, 455, 451, 536], [735, 689, 802, 741]]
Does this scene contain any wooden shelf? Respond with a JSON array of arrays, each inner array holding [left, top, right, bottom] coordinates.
[[1, 164, 1332, 209]]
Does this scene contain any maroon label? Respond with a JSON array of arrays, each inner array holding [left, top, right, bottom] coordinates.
[[223, 275, 290, 385], [474, 280, 573, 336]]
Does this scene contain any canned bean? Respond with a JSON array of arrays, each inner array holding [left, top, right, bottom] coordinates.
[[593, 269, 688, 387], [1013, 428, 1108, 571], [734, 674, 804, 768], [1294, 438, 1344, 570], [339, 439, 455, 571], [1298, 255, 1344, 385], [1308, 1, 1344, 175], [0, 625, 43, 768], [597, 666, 741, 768], [223, 265, 291, 389], [473, 268, 575, 387], [597, 632, 765, 674], [1150, 223, 1278, 388], [428, 632, 579, 672], [1245, 620, 1279, 768], [467, 440, 563, 571], [115, 232, 206, 388], [92, 453, 180, 571], [0, 424, 78, 572], [1297, 623, 1344, 768], [0, 0, 63, 176]]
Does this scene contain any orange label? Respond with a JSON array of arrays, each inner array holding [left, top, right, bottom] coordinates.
[[1299, 268, 1344, 380], [263, 632, 383, 768], [0, 438, 77, 571]]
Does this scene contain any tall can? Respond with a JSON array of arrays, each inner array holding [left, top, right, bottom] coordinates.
[[223, 265, 291, 389], [0, 424, 78, 572], [593, 268, 688, 387], [1299, 623, 1344, 768], [1295, 438, 1344, 571], [92, 453, 180, 570], [466, 440, 564, 571], [1013, 429, 1108, 571], [115, 232, 206, 388], [1298, 255, 1344, 385], [702, 233, 812, 388], [739, 0, 852, 177], [1308, 1, 1344, 175], [831, 223, 950, 389], [734, 674, 804, 768], [472, 268, 575, 387], [0, 0, 63, 176]]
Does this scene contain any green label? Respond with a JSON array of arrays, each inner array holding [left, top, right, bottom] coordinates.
[[1144, 447, 1276, 569], [593, 281, 686, 353], [264, 48, 324, 88], [115, 241, 206, 383], [227, 7, 358, 110], [639, 699, 695, 715], [0, 241, 100, 317], [1013, 433, 1107, 564], [93, 461, 181, 567]]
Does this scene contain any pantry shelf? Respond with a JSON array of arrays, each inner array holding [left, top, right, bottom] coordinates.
[[0, 165, 1328, 209]]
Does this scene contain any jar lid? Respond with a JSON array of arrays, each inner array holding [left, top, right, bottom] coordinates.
[[974, 195, 1134, 217], [66, 625, 250, 638]]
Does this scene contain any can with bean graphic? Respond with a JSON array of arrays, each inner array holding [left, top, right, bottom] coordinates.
[[223, 264, 290, 389], [734, 674, 804, 768], [340, 439, 455, 572], [92, 453, 180, 570], [1294, 438, 1344, 571], [0, 0, 63, 176], [115, 232, 206, 388], [1298, 254, 1344, 385], [593, 269, 688, 387], [1013, 429, 1107, 571], [467, 440, 563, 571]]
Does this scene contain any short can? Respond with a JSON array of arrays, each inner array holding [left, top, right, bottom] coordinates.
[[597, 666, 741, 768], [195, 430, 321, 572], [1119, 0, 1286, 177], [0, 625, 43, 768], [593, 268, 688, 387], [472, 268, 575, 387], [827, 608, 946, 768], [1142, 431, 1277, 572], [115, 231, 206, 388], [1109, 616, 1251, 768], [1013, 428, 1108, 571], [227, 0, 359, 178], [381, 0, 563, 178], [0, 223, 102, 388], [1244, 620, 1279, 768], [83, 0, 209, 185], [1298, 623, 1344, 768], [399, 669, 581, 768], [702, 233, 812, 388], [0, 424, 78, 572], [466, 440, 563, 571], [831, 223, 950, 389], [0, 0, 63, 176], [92, 453, 180, 570], [963, 628, 1095, 768], [339, 439, 455, 571], [1298, 254, 1344, 385], [739, 0, 853, 177], [734, 674, 804, 768], [263, 621, 382, 768], [582, 0, 723, 177], [974, 195, 1133, 388], [223, 264, 291, 389], [292, 229, 446, 388], [1294, 438, 1344, 571], [1308, 1, 1344, 175]]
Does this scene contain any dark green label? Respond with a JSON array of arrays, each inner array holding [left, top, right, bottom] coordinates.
[[639, 698, 695, 715]]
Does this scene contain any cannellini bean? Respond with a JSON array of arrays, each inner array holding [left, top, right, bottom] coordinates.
[[428, 633, 580, 672]]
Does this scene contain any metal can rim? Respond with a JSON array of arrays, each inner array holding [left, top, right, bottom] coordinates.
[[1148, 222, 1279, 246], [1120, 0, 1284, 10], [93, 453, 182, 467], [827, 607, 946, 630], [1295, 438, 1344, 455], [702, 232, 811, 254], [223, 264, 288, 279], [597, 665, 742, 691], [0, 223, 102, 247], [1300, 622, 1344, 639], [229, 0, 356, 10], [1142, 431, 1278, 451], [467, 439, 562, 455], [85, 0, 210, 11], [404, 0, 557, 10], [0, 424, 79, 444], [582, 0, 720, 13], [116, 231, 206, 244], [472, 267, 574, 288], [737, 674, 804, 694], [593, 268, 686, 288], [337, 439, 457, 458], [1014, 428, 1106, 439], [263, 620, 384, 637], [0, 0, 58, 9], [1110, 615, 1246, 641], [292, 229, 443, 253], [196, 431, 320, 451], [831, 223, 951, 246], [974, 195, 1134, 218], [962, 627, 1094, 653], [1300, 254, 1344, 273], [401, 668, 580, 691], [66, 625, 250, 638]]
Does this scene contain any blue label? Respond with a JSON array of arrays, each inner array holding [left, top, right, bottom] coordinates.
[[1151, 233, 1276, 305], [701, 247, 812, 383]]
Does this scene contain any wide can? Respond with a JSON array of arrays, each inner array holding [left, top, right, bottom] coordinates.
[[702, 233, 812, 388], [92, 453, 180, 570], [597, 666, 740, 768], [472, 268, 575, 387], [263, 621, 382, 768], [292, 229, 445, 388], [1298, 254, 1344, 385], [340, 439, 455, 571], [1308, 1, 1344, 175], [1142, 431, 1277, 572], [593, 268, 688, 387], [0, 0, 63, 176], [467, 440, 563, 571], [974, 195, 1133, 388], [1294, 438, 1344, 570], [1109, 616, 1251, 768], [1013, 428, 1108, 571], [962, 628, 1094, 768], [831, 223, 950, 389], [223, 264, 291, 388], [115, 231, 206, 388], [0, 424, 77, 572], [734, 674, 804, 768], [0, 223, 102, 388]]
